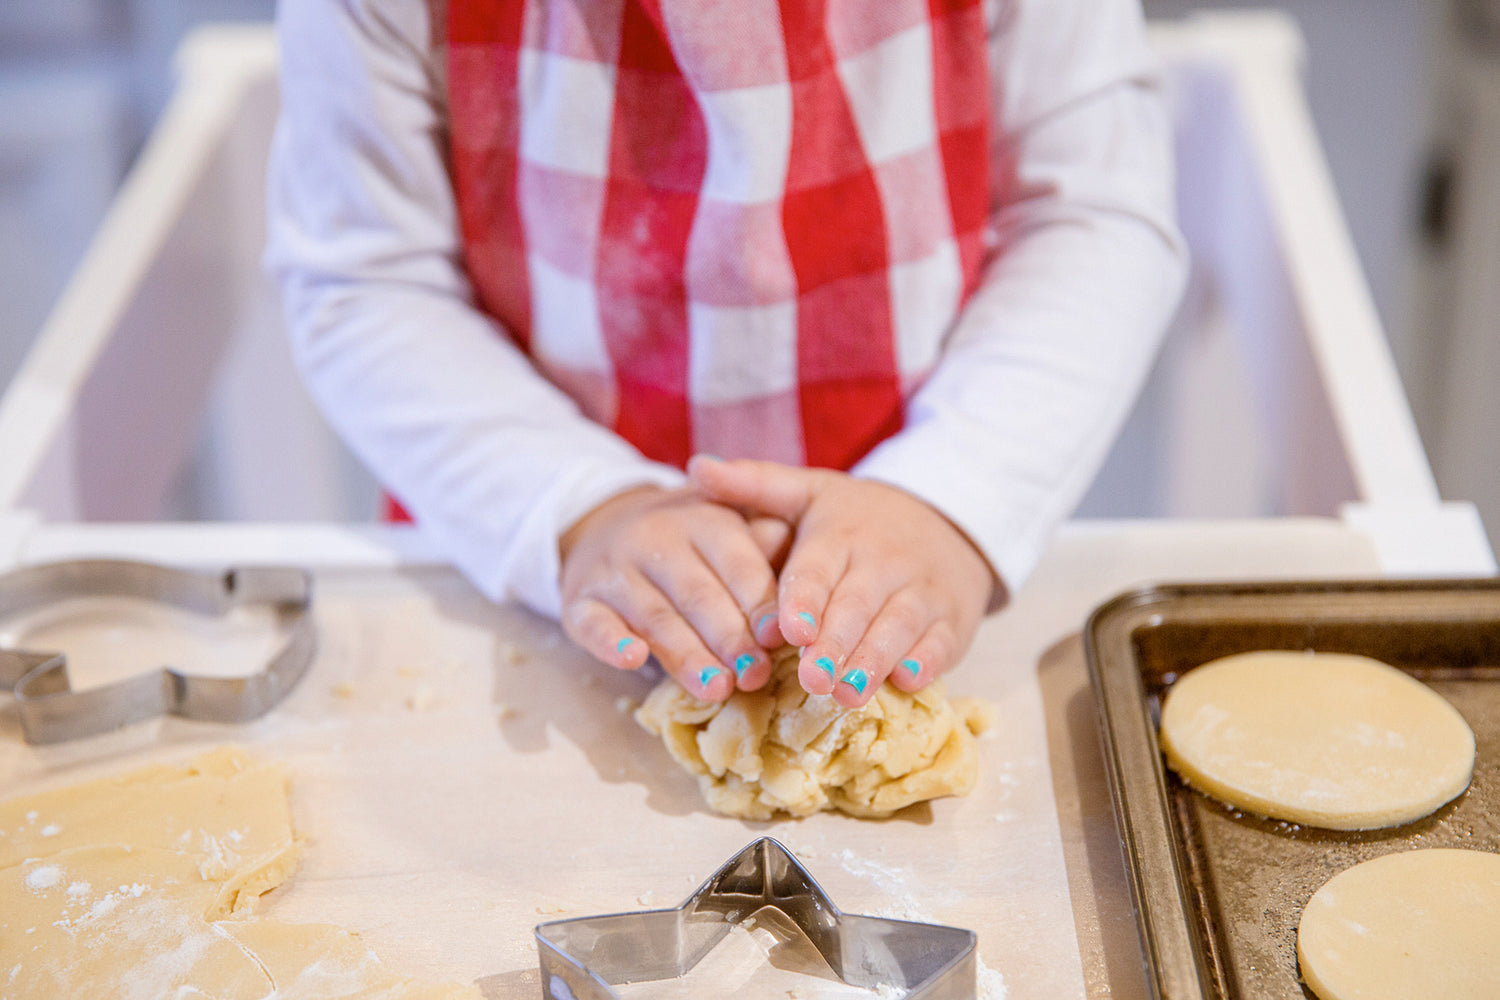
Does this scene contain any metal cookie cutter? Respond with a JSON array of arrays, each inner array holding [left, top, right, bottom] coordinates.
[[0, 559, 315, 745], [536, 837, 976, 999]]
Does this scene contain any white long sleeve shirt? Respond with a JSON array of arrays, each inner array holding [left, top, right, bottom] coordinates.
[[266, 0, 1188, 618]]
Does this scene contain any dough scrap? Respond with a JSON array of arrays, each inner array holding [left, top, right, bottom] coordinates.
[[635, 647, 993, 819], [0, 745, 298, 915], [1297, 848, 1500, 1000], [1159, 651, 1475, 829], [0, 748, 478, 999]]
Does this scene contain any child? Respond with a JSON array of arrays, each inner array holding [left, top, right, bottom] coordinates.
[[267, 0, 1186, 708]]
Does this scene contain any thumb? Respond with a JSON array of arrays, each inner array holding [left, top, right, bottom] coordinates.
[[686, 456, 820, 523]]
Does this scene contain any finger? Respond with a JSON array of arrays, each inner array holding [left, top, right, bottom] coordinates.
[[832, 589, 933, 707], [636, 551, 772, 692], [687, 523, 778, 627], [751, 608, 785, 649], [685, 529, 779, 689], [797, 645, 839, 696], [748, 515, 793, 572], [561, 597, 651, 671], [776, 532, 848, 648], [687, 456, 819, 523], [588, 571, 738, 701], [800, 569, 907, 708], [786, 547, 868, 695], [887, 620, 961, 693]]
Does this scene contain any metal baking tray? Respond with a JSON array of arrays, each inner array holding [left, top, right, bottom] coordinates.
[[1083, 578, 1500, 1000]]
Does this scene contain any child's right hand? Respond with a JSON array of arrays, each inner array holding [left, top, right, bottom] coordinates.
[[558, 486, 785, 701]]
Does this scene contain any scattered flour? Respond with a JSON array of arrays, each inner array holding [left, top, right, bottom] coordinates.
[[40, 824, 61, 837], [25, 865, 62, 891], [836, 849, 927, 923], [976, 959, 1008, 1000], [835, 849, 1008, 1000], [85, 894, 120, 922]]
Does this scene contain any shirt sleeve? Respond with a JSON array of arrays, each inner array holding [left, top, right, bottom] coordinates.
[[851, 0, 1189, 604], [265, 0, 685, 618]]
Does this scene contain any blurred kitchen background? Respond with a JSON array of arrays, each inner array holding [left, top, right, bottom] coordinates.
[[0, 0, 1497, 544]]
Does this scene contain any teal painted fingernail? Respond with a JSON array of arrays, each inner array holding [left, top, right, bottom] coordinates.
[[797, 611, 816, 628], [756, 613, 776, 634], [616, 637, 635, 654], [901, 658, 920, 676], [734, 654, 754, 676], [840, 669, 870, 695], [815, 656, 836, 678], [698, 666, 722, 690]]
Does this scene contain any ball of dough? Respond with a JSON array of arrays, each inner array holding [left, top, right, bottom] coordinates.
[[634, 647, 993, 819], [1297, 848, 1500, 1000], [1159, 650, 1474, 829]]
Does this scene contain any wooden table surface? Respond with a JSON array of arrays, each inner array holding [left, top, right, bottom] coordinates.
[[0, 518, 1386, 998]]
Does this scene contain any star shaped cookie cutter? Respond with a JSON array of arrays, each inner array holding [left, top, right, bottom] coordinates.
[[536, 837, 976, 999], [0, 559, 315, 745]]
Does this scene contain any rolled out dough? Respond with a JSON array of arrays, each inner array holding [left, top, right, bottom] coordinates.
[[0, 747, 478, 999], [1159, 650, 1475, 829], [635, 646, 994, 819], [1297, 848, 1500, 1000]]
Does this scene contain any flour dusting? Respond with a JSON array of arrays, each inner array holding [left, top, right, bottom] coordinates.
[[835, 849, 1009, 1000], [85, 893, 120, 922], [976, 960, 1008, 1000], [25, 865, 61, 891]]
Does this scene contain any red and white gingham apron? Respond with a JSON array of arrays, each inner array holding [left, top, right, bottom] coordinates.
[[445, 0, 994, 472]]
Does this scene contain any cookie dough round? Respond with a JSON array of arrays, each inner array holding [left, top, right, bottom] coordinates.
[[1159, 650, 1474, 829], [1297, 848, 1500, 1000], [0, 749, 479, 1000], [635, 646, 993, 820]]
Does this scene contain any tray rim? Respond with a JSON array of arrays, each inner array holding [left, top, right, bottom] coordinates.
[[1081, 575, 1500, 1000]]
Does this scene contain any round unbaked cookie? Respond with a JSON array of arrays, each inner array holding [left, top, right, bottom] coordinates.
[[1298, 848, 1500, 1000], [1159, 650, 1474, 829]]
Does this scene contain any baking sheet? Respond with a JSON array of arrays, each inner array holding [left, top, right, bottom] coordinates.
[[1084, 579, 1500, 1000]]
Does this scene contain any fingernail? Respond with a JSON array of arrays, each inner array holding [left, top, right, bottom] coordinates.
[[697, 453, 723, 462], [616, 637, 635, 654], [698, 666, 723, 690], [814, 656, 836, 679], [840, 669, 869, 695], [733, 654, 755, 677], [797, 611, 816, 629], [755, 613, 777, 634], [900, 658, 920, 676]]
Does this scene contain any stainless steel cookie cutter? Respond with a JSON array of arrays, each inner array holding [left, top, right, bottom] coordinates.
[[0, 559, 315, 745], [536, 837, 976, 999]]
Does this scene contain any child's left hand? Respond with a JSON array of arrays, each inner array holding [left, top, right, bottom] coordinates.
[[687, 457, 996, 707]]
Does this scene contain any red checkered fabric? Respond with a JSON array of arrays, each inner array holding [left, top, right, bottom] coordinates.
[[447, 0, 994, 472]]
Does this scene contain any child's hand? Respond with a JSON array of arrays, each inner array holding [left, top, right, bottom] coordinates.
[[559, 486, 784, 701], [688, 457, 996, 707]]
